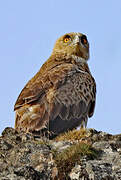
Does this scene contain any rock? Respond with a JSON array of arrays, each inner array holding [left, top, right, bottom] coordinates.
[[0, 127, 121, 180]]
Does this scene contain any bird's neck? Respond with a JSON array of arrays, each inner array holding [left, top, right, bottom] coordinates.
[[71, 55, 87, 63], [71, 55, 91, 74], [50, 53, 88, 67]]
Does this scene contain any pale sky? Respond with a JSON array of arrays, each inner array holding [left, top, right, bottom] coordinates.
[[0, 0, 121, 135]]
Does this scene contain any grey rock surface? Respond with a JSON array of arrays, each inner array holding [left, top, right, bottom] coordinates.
[[0, 127, 121, 180]]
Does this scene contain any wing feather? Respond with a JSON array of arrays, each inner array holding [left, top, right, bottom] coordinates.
[[14, 54, 73, 110]]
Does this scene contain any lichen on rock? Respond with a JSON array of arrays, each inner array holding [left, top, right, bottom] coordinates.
[[0, 127, 121, 180]]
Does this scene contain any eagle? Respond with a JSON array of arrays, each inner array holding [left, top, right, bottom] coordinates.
[[14, 32, 96, 139]]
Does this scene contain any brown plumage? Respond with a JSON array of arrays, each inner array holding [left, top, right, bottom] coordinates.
[[14, 32, 96, 138]]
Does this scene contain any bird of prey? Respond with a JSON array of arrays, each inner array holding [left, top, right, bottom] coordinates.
[[14, 32, 96, 138]]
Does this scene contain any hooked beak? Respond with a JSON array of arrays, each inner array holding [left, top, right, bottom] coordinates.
[[74, 35, 80, 46]]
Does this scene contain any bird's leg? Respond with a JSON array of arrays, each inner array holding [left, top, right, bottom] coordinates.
[[84, 115, 88, 128], [80, 116, 88, 129]]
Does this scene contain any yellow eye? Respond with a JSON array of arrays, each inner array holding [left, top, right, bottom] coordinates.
[[63, 35, 71, 43], [64, 38, 70, 43]]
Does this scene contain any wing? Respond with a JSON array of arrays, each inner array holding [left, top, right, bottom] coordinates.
[[14, 54, 73, 110], [14, 60, 50, 110], [14, 55, 75, 132]]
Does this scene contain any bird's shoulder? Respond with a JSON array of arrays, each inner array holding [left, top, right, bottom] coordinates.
[[14, 53, 76, 110]]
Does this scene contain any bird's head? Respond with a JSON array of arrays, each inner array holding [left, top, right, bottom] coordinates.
[[52, 32, 89, 61]]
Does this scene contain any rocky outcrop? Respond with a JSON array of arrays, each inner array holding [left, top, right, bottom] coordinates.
[[0, 127, 121, 180]]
